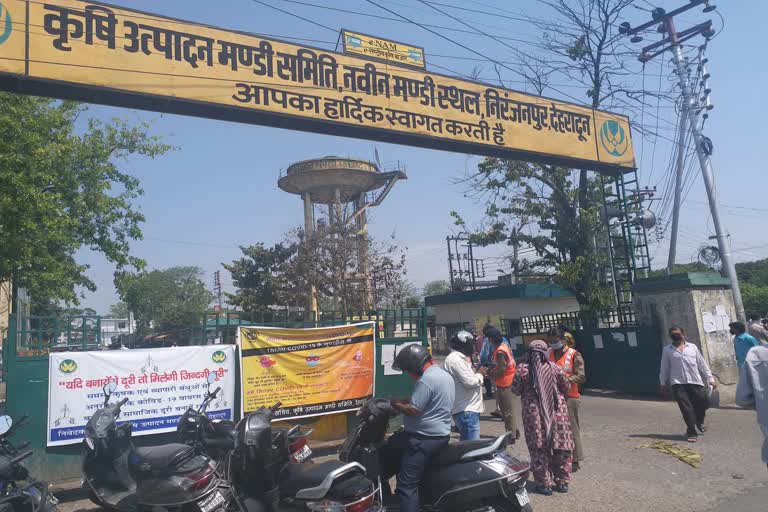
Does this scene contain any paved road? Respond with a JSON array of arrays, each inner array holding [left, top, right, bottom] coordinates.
[[57, 392, 767, 512]]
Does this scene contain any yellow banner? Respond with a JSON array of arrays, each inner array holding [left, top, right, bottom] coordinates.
[[239, 323, 375, 419], [342, 30, 426, 70], [0, 0, 634, 171]]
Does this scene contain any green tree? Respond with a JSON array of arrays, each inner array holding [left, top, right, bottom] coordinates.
[[453, 159, 613, 312], [116, 266, 213, 334], [742, 284, 768, 320], [109, 301, 130, 318], [0, 94, 172, 305], [422, 280, 451, 298], [736, 258, 768, 287], [223, 242, 296, 312]]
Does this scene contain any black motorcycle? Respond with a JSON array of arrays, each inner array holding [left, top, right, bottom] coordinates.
[[0, 415, 59, 512], [177, 374, 382, 512], [82, 380, 232, 512], [339, 398, 533, 512]]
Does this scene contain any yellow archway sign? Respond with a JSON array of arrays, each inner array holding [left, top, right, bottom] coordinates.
[[0, 0, 634, 173]]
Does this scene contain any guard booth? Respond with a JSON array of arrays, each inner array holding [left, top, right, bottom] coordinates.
[[2, 308, 428, 482]]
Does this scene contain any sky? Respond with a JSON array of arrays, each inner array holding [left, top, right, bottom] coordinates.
[[64, 0, 767, 314]]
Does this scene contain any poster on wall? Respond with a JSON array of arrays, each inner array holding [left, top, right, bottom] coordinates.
[[47, 345, 236, 447], [239, 322, 375, 420]]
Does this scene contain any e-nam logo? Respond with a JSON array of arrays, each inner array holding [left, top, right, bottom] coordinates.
[[58, 359, 78, 374], [0, 3, 13, 46], [211, 350, 227, 364], [346, 35, 362, 48], [599, 120, 629, 158]]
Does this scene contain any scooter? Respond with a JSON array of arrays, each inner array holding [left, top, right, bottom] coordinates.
[[339, 398, 533, 512], [82, 380, 231, 512], [178, 375, 382, 511], [177, 378, 314, 464], [0, 415, 59, 512]]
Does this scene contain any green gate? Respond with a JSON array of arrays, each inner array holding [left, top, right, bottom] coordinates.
[[2, 308, 427, 482], [520, 310, 662, 394]]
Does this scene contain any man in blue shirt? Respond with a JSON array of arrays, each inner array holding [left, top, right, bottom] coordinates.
[[730, 321, 761, 369], [389, 344, 455, 512]]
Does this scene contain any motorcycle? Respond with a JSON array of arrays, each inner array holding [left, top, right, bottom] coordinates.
[[339, 398, 533, 512], [177, 378, 314, 464], [0, 414, 59, 512], [178, 373, 382, 511], [82, 380, 232, 512]]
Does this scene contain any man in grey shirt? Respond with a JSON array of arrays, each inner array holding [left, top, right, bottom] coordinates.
[[660, 326, 717, 442], [389, 344, 455, 512]]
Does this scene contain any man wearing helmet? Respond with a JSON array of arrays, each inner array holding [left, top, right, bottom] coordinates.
[[443, 330, 486, 441], [389, 343, 455, 512]]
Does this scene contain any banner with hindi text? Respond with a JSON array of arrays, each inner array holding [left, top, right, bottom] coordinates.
[[239, 323, 375, 420], [47, 345, 236, 446]]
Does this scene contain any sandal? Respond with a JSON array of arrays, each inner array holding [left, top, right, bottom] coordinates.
[[536, 486, 553, 496], [687, 435, 698, 443]]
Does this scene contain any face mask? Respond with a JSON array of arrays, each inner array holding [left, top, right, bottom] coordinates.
[[549, 341, 564, 350], [670, 333, 684, 345]]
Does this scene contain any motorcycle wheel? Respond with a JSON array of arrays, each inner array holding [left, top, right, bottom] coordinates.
[[484, 496, 534, 512]]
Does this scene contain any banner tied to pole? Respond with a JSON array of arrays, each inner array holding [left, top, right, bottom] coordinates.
[[47, 345, 236, 446], [239, 322, 376, 420]]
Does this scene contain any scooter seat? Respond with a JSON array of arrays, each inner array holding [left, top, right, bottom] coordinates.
[[279, 460, 349, 497], [430, 440, 494, 466], [130, 443, 195, 473]]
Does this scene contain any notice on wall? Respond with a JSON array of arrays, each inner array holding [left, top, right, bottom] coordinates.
[[239, 323, 375, 420], [47, 346, 236, 447]]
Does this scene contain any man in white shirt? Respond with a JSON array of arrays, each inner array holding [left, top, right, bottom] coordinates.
[[660, 326, 718, 443], [443, 330, 486, 441]]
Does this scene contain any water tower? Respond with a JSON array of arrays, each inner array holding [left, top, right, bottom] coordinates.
[[278, 156, 406, 312]]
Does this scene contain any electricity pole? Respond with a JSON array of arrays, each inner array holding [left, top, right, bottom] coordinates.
[[621, 0, 746, 322], [213, 271, 223, 311], [667, 103, 687, 274]]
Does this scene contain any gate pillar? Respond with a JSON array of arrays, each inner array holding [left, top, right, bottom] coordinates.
[[633, 273, 738, 404]]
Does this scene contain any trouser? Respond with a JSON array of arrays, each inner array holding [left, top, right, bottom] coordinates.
[[389, 431, 449, 512], [671, 384, 708, 436], [566, 397, 584, 462], [760, 425, 768, 465], [453, 411, 481, 441], [529, 447, 572, 487], [496, 385, 520, 434]]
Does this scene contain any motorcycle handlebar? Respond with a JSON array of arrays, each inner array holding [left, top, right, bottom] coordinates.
[[10, 451, 33, 465], [270, 402, 282, 412], [211, 387, 221, 398], [118, 398, 129, 407]]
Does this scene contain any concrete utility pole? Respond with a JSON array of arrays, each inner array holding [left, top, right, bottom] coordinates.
[[667, 103, 687, 274], [622, 0, 746, 322]]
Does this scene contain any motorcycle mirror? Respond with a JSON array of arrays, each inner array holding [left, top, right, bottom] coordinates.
[[0, 416, 13, 436], [104, 381, 117, 396], [206, 372, 217, 385]]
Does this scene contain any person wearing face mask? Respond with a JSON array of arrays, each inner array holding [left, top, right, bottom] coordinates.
[[659, 326, 718, 443], [546, 327, 586, 471], [443, 330, 487, 441]]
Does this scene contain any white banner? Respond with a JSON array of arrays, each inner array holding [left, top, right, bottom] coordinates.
[[47, 346, 236, 447]]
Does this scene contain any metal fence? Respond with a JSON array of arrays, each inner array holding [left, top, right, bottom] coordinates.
[[520, 308, 637, 334]]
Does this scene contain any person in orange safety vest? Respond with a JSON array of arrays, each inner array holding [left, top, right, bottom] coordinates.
[[546, 326, 586, 471], [488, 327, 520, 440]]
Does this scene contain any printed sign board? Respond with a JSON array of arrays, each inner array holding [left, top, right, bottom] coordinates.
[[47, 345, 236, 446], [239, 322, 375, 420], [0, 0, 634, 172], [342, 29, 426, 70]]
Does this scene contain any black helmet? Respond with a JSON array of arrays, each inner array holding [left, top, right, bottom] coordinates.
[[450, 330, 475, 352], [393, 344, 431, 375]]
